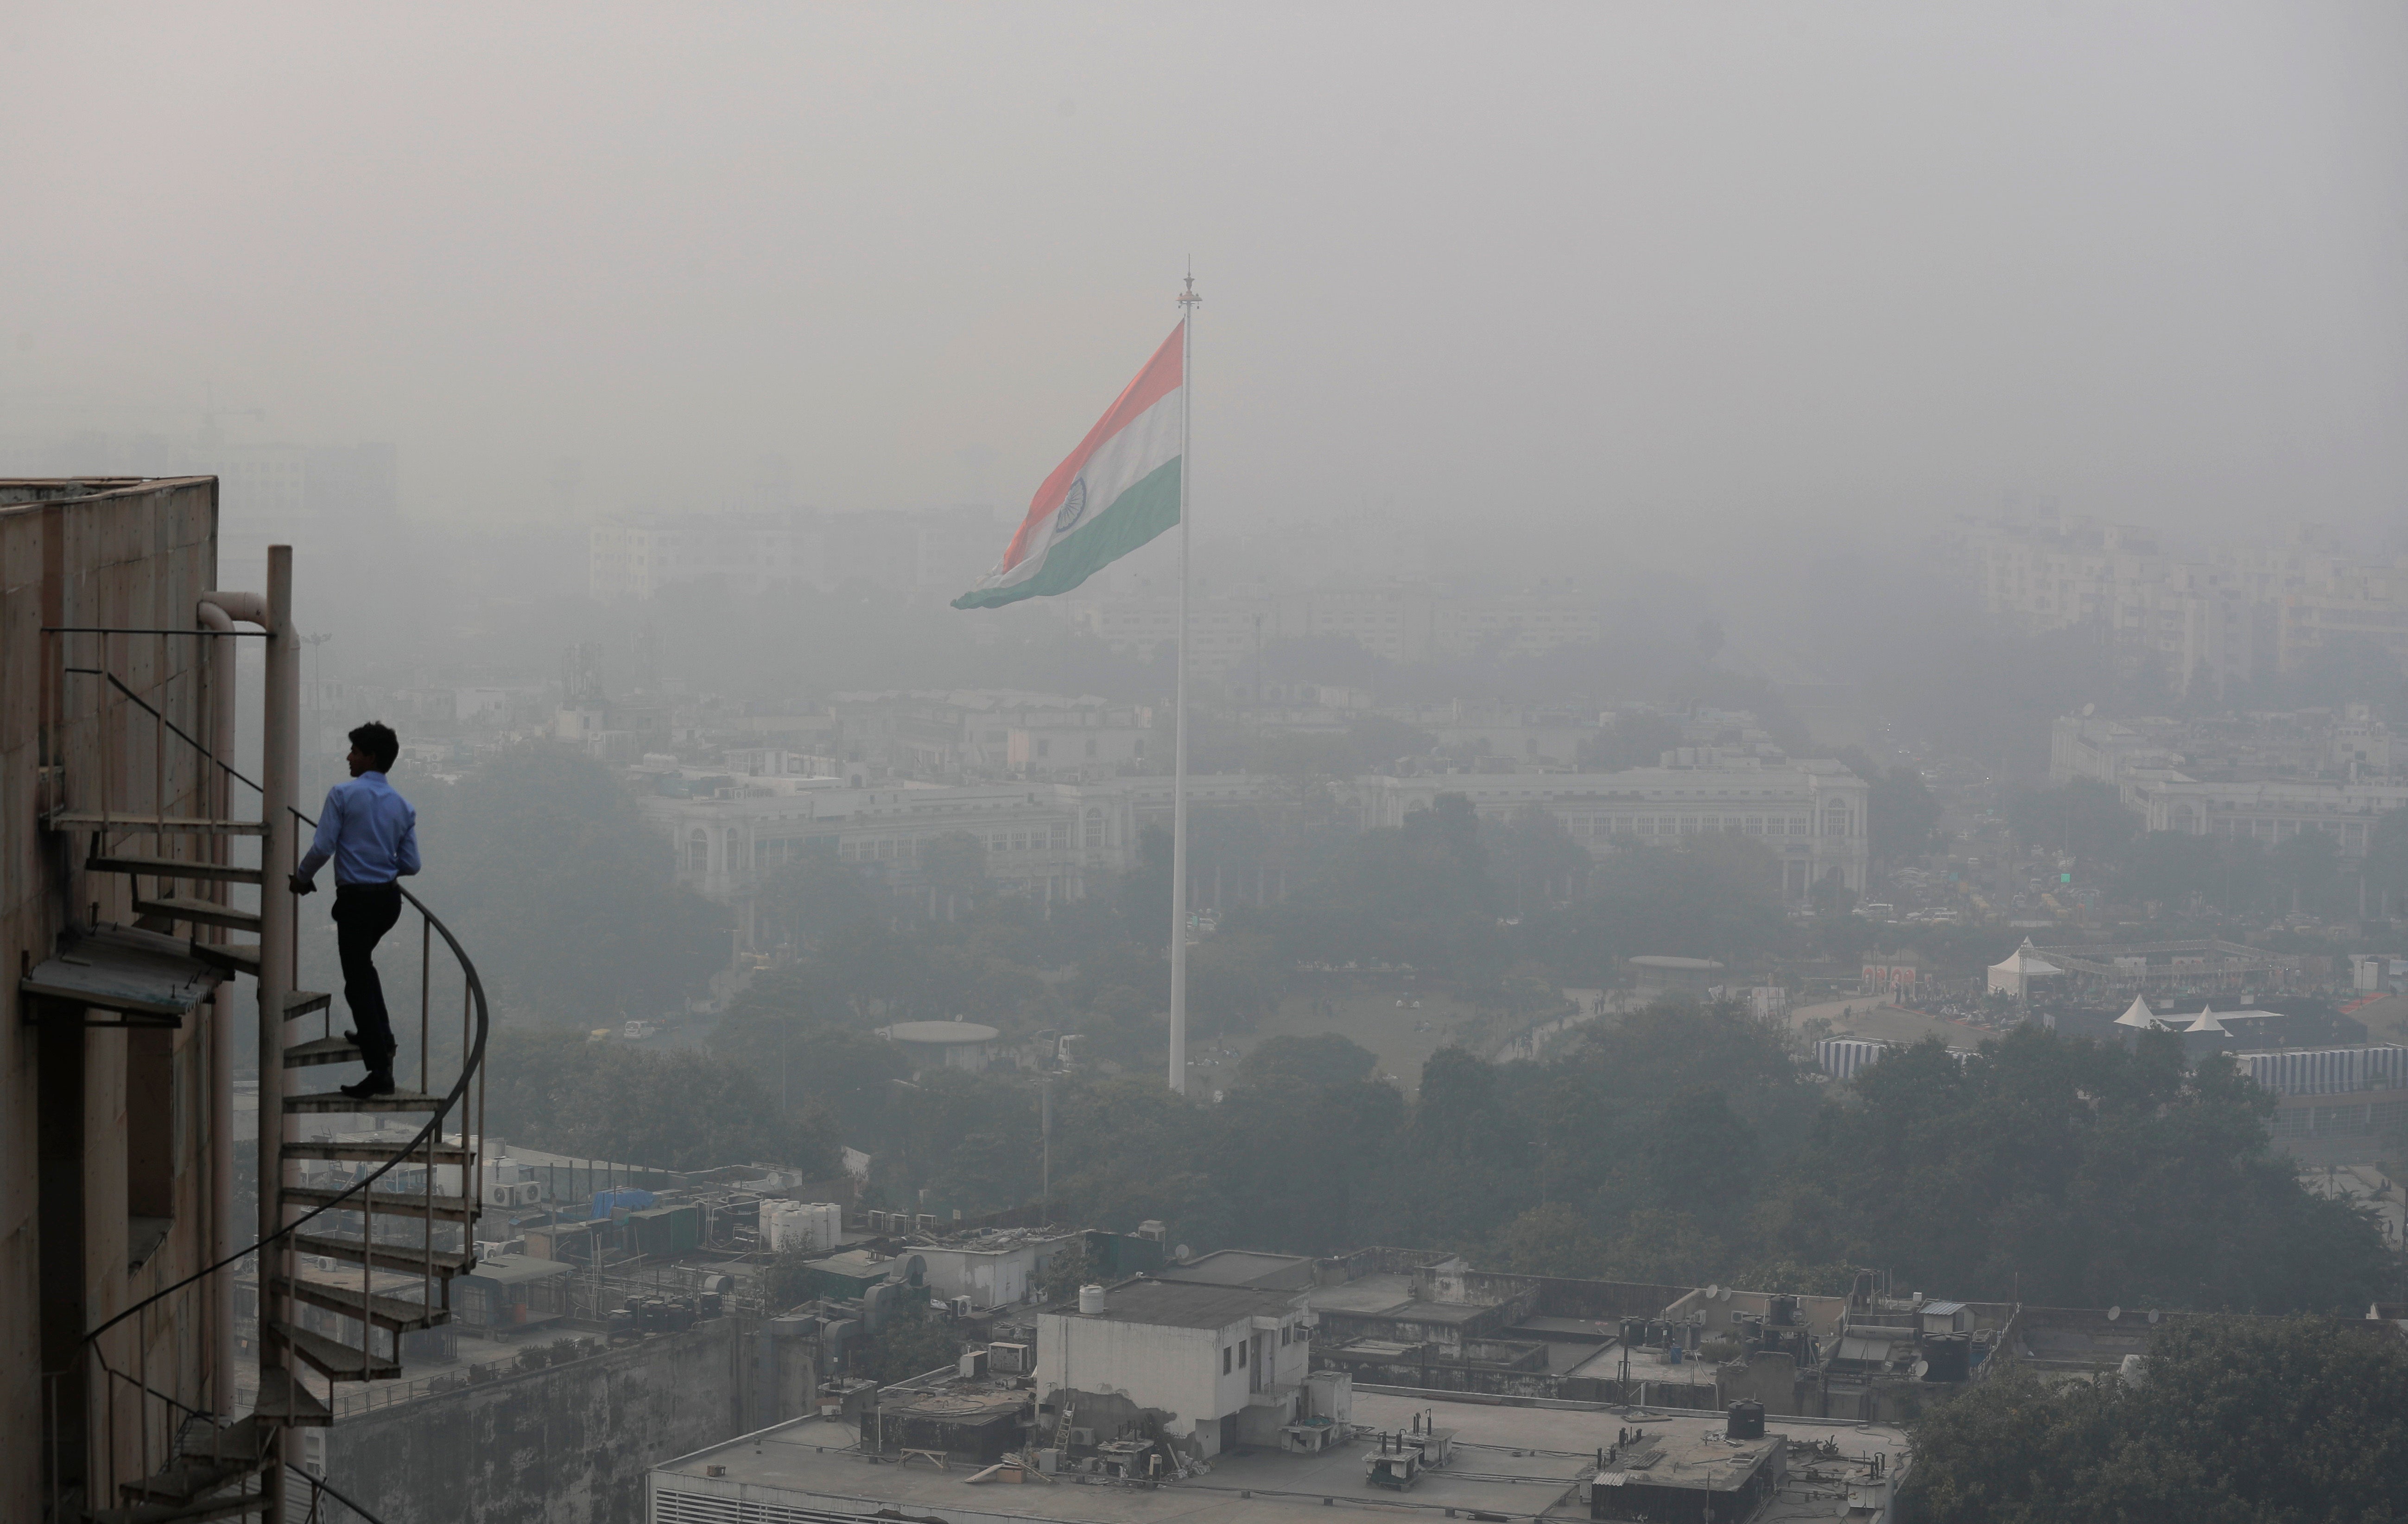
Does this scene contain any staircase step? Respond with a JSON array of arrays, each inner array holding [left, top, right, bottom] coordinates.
[[284, 1087, 446, 1114], [290, 1231, 475, 1277], [270, 1275, 447, 1332], [268, 1319, 401, 1382], [284, 1184, 478, 1220], [89, 1490, 266, 1524], [49, 812, 265, 836], [285, 1138, 473, 1164], [283, 1036, 362, 1069], [190, 941, 260, 977], [120, 1417, 268, 1504], [89, 854, 265, 886], [284, 988, 331, 1019], [133, 897, 263, 935], [251, 1365, 331, 1428]]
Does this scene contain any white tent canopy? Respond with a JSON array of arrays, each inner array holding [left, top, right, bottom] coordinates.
[[2114, 995, 2161, 1029], [1988, 939, 2066, 997], [2184, 1005, 2228, 1035]]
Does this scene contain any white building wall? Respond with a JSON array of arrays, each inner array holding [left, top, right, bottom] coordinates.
[[1035, 1314, 1227, 1448]]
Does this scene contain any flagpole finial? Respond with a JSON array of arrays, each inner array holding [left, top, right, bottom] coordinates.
[[1179, 265, 1200, 309]]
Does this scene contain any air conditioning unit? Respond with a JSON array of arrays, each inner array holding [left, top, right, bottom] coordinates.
[[988, 1341, 1029, 1374], [512, 1182, 543, 1206], [950, 1296, 974, 1319], [866, 1211, 888, 1232], [484, 1183, 518, 1208]]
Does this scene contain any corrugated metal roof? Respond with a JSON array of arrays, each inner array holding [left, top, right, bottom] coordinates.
[[1921, 1300, 1967, 1315]]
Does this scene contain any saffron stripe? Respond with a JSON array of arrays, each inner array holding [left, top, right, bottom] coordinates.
[[995, 322, 1185, 576]]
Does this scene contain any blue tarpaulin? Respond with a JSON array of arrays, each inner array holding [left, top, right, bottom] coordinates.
[[591, 1187, 656, 1219]]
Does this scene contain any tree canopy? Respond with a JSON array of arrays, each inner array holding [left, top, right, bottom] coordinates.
[[481, 1029, 835, 1174], [406, 744, 728, 1025], [1910, 1316, 2408, 1524]]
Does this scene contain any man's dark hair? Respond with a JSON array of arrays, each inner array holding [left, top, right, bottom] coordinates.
[[350, 722, 401, 772]]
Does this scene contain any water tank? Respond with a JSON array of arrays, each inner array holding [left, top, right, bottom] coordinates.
[[1726, 1402, 1766, 1441], [1923, 1334, 1971, 1383], [1078, 1284, 1106, 1315]]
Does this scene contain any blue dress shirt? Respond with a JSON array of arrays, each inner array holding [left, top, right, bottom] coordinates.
[[296, 771, 422, 888]]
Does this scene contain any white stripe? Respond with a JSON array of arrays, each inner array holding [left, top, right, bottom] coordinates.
[[993, 387, 1184, 588]]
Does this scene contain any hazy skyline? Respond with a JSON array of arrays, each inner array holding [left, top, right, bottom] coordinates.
[[7, 3, 2403, 579]]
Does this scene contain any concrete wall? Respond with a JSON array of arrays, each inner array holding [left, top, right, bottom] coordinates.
[[3, 478, 224, 1520], [1037, 1313, 1221, 1448], [322, 1315, 816, 1524]]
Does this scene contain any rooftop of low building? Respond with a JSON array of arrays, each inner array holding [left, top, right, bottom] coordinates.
[[1044, 1278, 1303, 1331], [1158, 1250, 1318, 1290], [654, 1388, 1908, 1524]]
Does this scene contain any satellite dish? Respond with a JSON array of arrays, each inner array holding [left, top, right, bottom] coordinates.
[[2146, 1310, 2160, 1324], [2107, 1305, 2122, 1321], [1174, 1244, 1193, 1261]]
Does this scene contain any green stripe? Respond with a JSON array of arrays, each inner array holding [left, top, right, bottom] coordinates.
[[952, 457, 1182, 609]]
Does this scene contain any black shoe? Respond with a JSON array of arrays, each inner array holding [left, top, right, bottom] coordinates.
[[340, 1072, 396, 1099]]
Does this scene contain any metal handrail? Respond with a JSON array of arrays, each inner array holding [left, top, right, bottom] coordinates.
[[301, 1465, 397, 1524], [78, 870, 489, 1348]]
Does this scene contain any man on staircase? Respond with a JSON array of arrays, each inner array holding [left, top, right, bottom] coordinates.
[[290, 721, 421, 1099]]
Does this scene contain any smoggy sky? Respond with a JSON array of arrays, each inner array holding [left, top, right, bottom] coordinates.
[[6, 3, 2404, 569]]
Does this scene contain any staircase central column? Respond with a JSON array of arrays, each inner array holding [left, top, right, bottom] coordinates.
[[257, 544, 299, 1524]]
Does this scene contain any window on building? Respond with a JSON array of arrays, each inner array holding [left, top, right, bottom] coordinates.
[[686, 831, 708, 871], [1223, 1346, 1233, 1373], [126, 1028, 178, 1222], [1050, 824, 1068, 850], [1037, 739, 1051, 758], [1236, 1340, 1246, 1367], [1085, 809, 1105, 849]]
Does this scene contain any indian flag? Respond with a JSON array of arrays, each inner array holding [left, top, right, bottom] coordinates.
[[953, 322, 1184, 610]]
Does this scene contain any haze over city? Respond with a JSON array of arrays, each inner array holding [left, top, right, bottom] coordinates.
[[8, 7, 2408, 1524]]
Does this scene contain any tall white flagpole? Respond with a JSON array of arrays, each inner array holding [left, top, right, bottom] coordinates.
[[1169, 268, 1199, 1093]]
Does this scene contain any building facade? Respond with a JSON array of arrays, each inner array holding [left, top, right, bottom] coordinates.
[[1961, 512, 2408, 692], [3, 477, 234, 1520], [645, 759, 1872, 952]]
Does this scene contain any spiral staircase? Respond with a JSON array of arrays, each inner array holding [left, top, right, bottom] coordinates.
[[38, 551, 489, 1524]]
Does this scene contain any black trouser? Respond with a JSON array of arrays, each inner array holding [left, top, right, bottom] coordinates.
[[333, 881, 405, 1071]]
